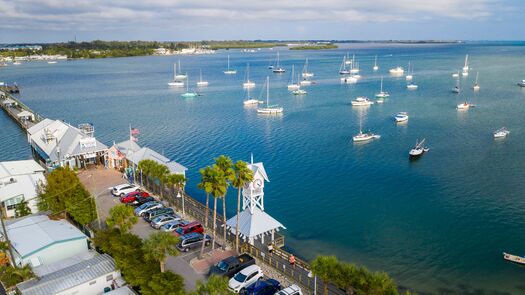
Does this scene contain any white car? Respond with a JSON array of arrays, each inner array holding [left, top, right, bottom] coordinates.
[[275, 285, 302, 295], [111, 183, 140, 197], [228, 265, 263, 293]]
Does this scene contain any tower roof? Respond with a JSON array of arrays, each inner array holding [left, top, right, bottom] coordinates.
[[226, 207, 285, 241], [248, 162, 269, 182]]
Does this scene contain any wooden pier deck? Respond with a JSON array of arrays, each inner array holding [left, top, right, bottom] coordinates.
[[0, 89, 42, 130]]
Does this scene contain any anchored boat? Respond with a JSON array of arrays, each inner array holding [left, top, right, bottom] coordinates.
[[351, 97, 374, 106], [257, 77, 283, 114], [394, 112, 409, 123], [503, 252, 525, 265], [494, 127, 510, 139], [409, 139, 429, 158]]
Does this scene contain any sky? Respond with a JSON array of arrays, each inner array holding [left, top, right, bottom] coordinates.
[[0, 0, 523, 43]]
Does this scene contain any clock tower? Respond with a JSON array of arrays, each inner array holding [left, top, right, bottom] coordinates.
[[242, 157, 269, 214]]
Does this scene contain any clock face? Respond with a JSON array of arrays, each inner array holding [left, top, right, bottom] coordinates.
[[254, 179, 263, 188], [244, 182, 250, 189]]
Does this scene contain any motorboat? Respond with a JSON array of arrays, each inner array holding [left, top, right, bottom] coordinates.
[[292, 89, 307, 95], [375, 77, 389, 98], [407, 83, 418, 90], [457, 101, 472, 110], [223, 55, 237, 74], [409, 139, 429, 158], [302, 58, 314, 78], [353, 131, 381, 142], [503, 252, 525, 265], [243, 63, 256, 88], [517, 80, 525, 87], [389, 67, 404, 75], [494, 127, 510, 139], [272, 52, 285, 73], [394, 112, 409, 122], [351, 97, 374, 106], [257, 77, 283, 114]]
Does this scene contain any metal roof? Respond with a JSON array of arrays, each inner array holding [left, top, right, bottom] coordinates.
[[226, 207, 285, 240], [114, 139, 141, 156], [127, 147, 187, 174], [0, 160, 45, 179], [17, 254, 116, 295]]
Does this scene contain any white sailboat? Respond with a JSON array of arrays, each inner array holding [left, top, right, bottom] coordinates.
[[243, 86, 263, 106], [345, 52, 353, 65], [452, 73, 460, 93], [353, 115, 380, 142], [409, 139, 429, 158], [175, 60, 187, 80], [181, 74, 198, 98], [462, 54, 469, 76], [272, 52, 285, 73], [341, 76, 358, 84], [452, 71, 460, 78], [405, 61, 413, 81], [473, 71, 480, 91], [350, 55, 359, 74], [257, 77, 283, 114], [287, 65, 300, 90], [243, 63, 256, 88], [394, 112, 409, 122], [223, 55, 237, 74], [302, 58, 314, 78], [375, 77, 390, 98], [196, 70, 209, 87], [407, 81, 418, 90], [339, 56, 350, 75], [351, 97, 374, 106], [168, 63, 184, 87], [373, 55, 379, 71]]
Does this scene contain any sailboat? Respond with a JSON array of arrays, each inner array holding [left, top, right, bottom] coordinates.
[[462, 54, 469, 76], [473, 71, 480, 91], [181, 74, 198, 98], [257, 77, 283, 114], [407, 80, 418, 90], [223, 55, 237, 74], [350, 55, 359, 74], [243, 63, 256, 88], [197, 69, 209, 87], [168, 63, 184, 87], [409, 139, 429, 158], [457, 100, 473, 110], [339, 56, 350, 75], [243, 86, 263, 106], [302, 58, 314, 78], [353, 115, 380, 142], [373, 55, 379, 71], [345, 53, 352, 65], [292, 73, 307, 95], [273, 52, 285, 73], [287, 65, 300, 90], [452, 74, 460, 93], [452, 71, 460, 78], [405, 61, 413, 81], [175, 60, 187, 80], [375, 77, 390, 98]]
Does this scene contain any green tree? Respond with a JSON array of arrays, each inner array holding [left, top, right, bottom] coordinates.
[[166, 173, 187, 214], [311, 255, 339, 295], [213, 155, 234, 248], [152, 164, 170, 198], [232, 160, 253, 252], [208, 166, 227, 252], [198, 166, 214, 258], [106, 204, 138, 233], [143, 271, 185, 295], [143, 231, 180, 273], [0, 265, 34, 288], [38, 167, 96, 225], [138, 159, 156, 188], [193, 274, 233, 295], [14, 200, 32, 217]]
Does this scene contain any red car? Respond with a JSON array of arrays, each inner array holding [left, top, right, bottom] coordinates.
[[174, 221, 204, 236], [120, 191, 150, 204]]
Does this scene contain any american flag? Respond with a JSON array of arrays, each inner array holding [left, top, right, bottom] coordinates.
[[131, 128, 140, 135]]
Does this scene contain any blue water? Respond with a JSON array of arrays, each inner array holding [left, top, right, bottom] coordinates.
[[2, 42, 525, 294]]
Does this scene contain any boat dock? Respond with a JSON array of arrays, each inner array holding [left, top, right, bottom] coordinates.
[[0, 88, 42, 130]]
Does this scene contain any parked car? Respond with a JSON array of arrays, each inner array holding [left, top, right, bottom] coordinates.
[[228, 265, 264, 294], [112, 183, 141, 197], [209, 254, 256, 278], [150, 214, 181, 229], [134, 201, 162, 216], [161, 220, 189, 232], [173, 221, 204, 236], [120, 191, 150, 204], [245, 279, 281, 295], [134, 196, 155, 206], [275, 285, 302, 295], [176, 232, 212, 252], [143, 207, 175, 222]]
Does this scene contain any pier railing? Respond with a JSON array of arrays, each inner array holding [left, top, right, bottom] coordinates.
[[0, 90, 43, 130]]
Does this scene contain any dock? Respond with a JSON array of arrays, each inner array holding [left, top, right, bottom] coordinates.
[[0, 87, 42, 130]]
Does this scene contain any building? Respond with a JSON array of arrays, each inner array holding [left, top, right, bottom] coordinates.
[[0, 160, 45, 218], [126, 146, 187, 176], [27, 119, 108, 170], [6, 215, 89, 267], [106, 139, 141, 170], [17, 253, 124, 295]]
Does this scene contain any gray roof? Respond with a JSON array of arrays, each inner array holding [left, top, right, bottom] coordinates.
[[115, 139, 141, 156], [0, 160, 45, 179], [127, 147, 187, 174], [17, 254, 116, 295]]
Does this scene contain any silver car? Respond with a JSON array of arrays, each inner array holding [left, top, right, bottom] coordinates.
[[150, 214, 181, 229], [134, 201, 162, 216], [161, 220, 189, 232]]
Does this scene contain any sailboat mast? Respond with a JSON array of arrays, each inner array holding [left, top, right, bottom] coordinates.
[[374, 55, 377, 67], [227, 55, 230, 70], [247, 63, 250, 82], [291, 65, 294, 83], [200, 69, 202, 82], [277, 52, 280, 67], [266, 76, 270, 106], [464, 54, 469, 67], [173, 63, 176, 80], [380, 76, 383, 92]]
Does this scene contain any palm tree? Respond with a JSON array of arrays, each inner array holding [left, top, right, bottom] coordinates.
[[143, 231, 180, 273], [198, 166, 213, 258], [311, 255, 339, 295], [208, 166, 227, 252], [232, 160, 253, 252], [193, 275, 232, 295], [138, 159, 155, 188], [152, 164, 170, 198], [367, 271, 397, 295], [106, 204, 138, 233], [213, 155, 234, 248]]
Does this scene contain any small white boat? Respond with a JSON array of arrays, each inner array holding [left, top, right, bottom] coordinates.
[[243, 86, 263, 105], [302, 58, 314, 78], [47, 61, 57, 64], [341, 76, 358, 84], [353, 131, 381, 142], [457, 101, 472, 110], [407, 83, 418, 90], [462, 54, 469, 73], [196, 70, 209, 87], [494, 127, 510, 139], [452, 75, 461, 93], [473, 71, 480, 91], [175, 60, 187, 80], [223, 55, 237, 75], [375, 77, 389, 98], [351, 74, 361, 80], [243, 63, 256, 88], [287, 65, 300, 90], [394, 112, 409, 122], [292, 89, 307, 95], [168, 64, 185, 87], [405, 61, 413, 81], [518, 80, 525, 87], [257, 77, 283, 114], [503, 252, 525, 265], [350, 57, 359, 74], [300, 79, 313, 86], [272, 52, 285, 73], [339, 56, 350, 75], [452, 71, 460, 78], [409, 139, 429, 158], [351, 97, 374, 106], [373, 55, 379, 71], [389, 67, 404, 75], [13, 61, 21, 65], [345, 53, 353, 65]]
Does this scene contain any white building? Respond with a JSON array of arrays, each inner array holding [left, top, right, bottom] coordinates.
[[127, 146, 187, 176], [17, 253, 125, 295], [0, 160, 45, 218], [6, 215, 89, 267], [27, 119, 108, 170]]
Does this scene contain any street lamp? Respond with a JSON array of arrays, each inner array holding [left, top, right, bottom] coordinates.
[[308, 271, 317, 295]]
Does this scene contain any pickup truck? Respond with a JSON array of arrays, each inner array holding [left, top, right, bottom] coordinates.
[[208, 254, 255, 278]]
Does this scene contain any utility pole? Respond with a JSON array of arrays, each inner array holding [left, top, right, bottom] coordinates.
[[0, 207, 17, 268]]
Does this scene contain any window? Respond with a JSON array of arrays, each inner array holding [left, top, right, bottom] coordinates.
[[89, 280, 96, 285], [106, 274, 113, 282]]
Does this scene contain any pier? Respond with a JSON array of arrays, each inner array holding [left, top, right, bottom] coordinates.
[[0, 88, 42, 130]]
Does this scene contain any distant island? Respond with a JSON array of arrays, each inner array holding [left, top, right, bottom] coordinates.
[[289, 43, 338, 50]]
